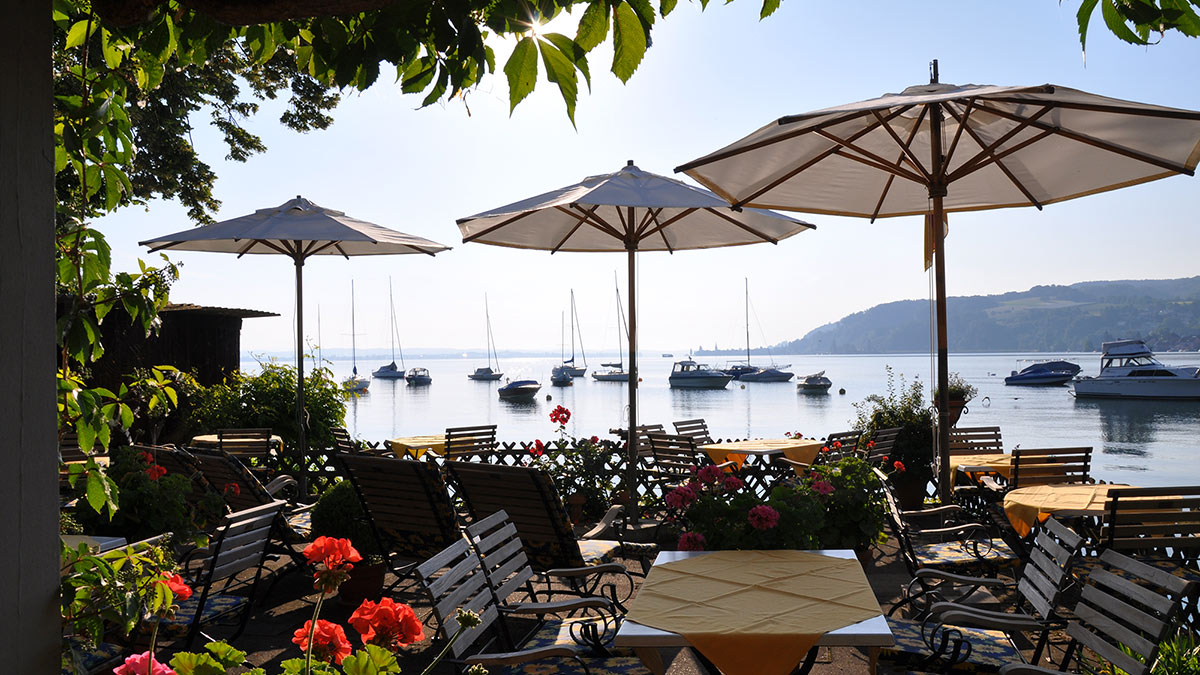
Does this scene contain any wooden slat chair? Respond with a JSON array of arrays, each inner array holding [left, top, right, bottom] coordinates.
[[817, 430, 863, 463], [445, 462, 658, 577], [949, 426, 1005, 455], [672, 418, 714, 446], [464, 510, 628, 650], [159, 501, 284, 648], [437, 425, 499, 461], [879, 468, 1021, 579], [643, 433, 737, 508], [334, 453, 463, 583], [135, 445, 225, 527], [884, 518, 1084, 673], [998, 549, 1195, 675], [864, 427, 904, 465], [414, 537, 651, 674], [1007, 447, 1093, 490], [187, 447, 312, 542], [215, 428, 276, 467]]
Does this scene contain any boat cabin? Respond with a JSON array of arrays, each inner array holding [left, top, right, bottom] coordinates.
[[672, 360, 713, 374]]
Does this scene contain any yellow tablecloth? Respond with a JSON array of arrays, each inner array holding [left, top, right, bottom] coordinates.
[[625, 550, 883, 675], [705, 439, 823, 472], [1003, 484, 1127, 537], [948, 453, 1013, 487], [385, 434, 445, 459], [189, 434, 283, 449]]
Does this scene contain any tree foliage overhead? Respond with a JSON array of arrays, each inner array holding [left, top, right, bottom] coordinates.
[[1073, 0, 1200, 53]]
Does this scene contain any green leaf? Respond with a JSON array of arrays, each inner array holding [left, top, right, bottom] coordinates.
[[504, 37, 539, 112], [544, 33, 590, 90], [661, 0, 679, 17], [119, 403, 134, 429], [204, 642, 247, 668], [55, 145, 70, 173], [612, 2, 648, 83], [576, 2, 611, 51], [66, 20, 96, 49], [169, 651, 227, 675], [100, 29, 124, 69], [760, 0, 781, 19], [340, 646, 401, 675], [538, 38, 579, 124], [1101, 0, 1151, 44]]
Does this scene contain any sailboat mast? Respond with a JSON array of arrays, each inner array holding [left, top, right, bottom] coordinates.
[[351, 279, 359, 375], [484, 294, 498, 370], [571, 289, 587, 367], [388, 278, 396, 364], [745, 277, 750, 367]]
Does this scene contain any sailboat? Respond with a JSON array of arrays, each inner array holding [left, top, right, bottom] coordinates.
[[372, 278, 407, 379], [343, 280, 370, 393], [732, 278, 794, 383], [551, 311, 574, 386], [468, 295, 503, 381], [593, 274, 629, 382], [561, 289, 588, 377]]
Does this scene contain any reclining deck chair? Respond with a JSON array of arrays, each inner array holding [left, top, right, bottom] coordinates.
[[446, 462, 658, 577], [185, 447, 312, 542], [335, 453, 462, 585]]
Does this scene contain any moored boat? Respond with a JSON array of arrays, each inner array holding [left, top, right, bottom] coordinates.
[[550, 365, 574, 386], [669, 360, 733, 389], [372, 361, 405, 379], [797, 370, 833, 393], [405, 367, 432, 386], [468, 367, 503, 381], [469, 295, 504, 381], [741, 367, 795, 383], [498, 379, 542, 401], [1073, 340, 1200, 399], [1005, 360, 1080, 386]]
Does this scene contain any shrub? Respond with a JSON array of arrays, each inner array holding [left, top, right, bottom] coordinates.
[[310, 480, 382, 563], [853, 366, 936, 486], [805, 457, 887, 550]]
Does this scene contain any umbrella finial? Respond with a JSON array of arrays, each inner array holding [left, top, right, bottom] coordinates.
[[930, 59, 939, 84], [627, 159, 634, 167]]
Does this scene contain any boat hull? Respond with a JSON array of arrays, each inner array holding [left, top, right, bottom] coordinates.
[[592, 371, 628, 382], [468, 367, 503, 381], [741, 369, 794, 383], [405, 375, 432, 385], [564, 367, 587, 377], [669, 375, 732, 389], [372, 367, 405, 379], [498, 382, 542, 401], [1005, 373, 1074, 386], [1073, 377, 1200, 400]]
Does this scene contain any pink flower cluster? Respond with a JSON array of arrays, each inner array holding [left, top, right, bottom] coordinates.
[[747, 505, 780, 530], [696, 465, 724, 486], [665, 485, 698, 510], [812, 480, 835, 496], [678, 532, 706, 551]]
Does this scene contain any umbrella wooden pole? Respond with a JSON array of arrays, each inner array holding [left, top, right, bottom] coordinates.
[[295, 256, 308, 495], [625, 235, 640, 522], [930, 83, 952, 502]]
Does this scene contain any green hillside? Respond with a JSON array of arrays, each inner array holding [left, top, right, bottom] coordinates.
[[775, 277, 1200, 354]]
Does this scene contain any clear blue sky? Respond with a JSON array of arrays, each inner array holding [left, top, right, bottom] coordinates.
[[99, 0, 1200, 358]]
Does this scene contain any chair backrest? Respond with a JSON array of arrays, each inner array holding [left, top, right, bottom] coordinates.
[[672, 419, 713, 446], [464, 509, 536, 607], [1101, 486, 1200, 565], [947, 426, 1004, 456], [216, 428, 274, 461], [335, 454, 462, 564], [631, 423, 665, 457], [445, 462, 584, 571], [1010, 447, 1092, 489], [864, 427, 903, 464], [1017, 517, 1084, 621], [330, 427, 358, 454], [197, 501, 283, 585], [443, 425, 498, 460], [415, 537, 504, 660], [1062, 549, 1194, 675], [59, 431, 88, 462], [189, 447, 275, 513], [137, 445, 220, 509], [645, 433, 704, 480]]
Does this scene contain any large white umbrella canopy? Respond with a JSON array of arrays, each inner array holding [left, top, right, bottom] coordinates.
[[141, 196, 451, 488], [457, 162, 814, 516], [678, 67, 1200, 498]]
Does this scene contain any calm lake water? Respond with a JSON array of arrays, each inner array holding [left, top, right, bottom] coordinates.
[[243, 352, 1200, 488]]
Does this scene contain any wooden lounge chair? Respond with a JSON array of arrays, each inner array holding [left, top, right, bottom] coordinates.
[[160, 501, 284, 648], [215, 428, 276, 465], [334, 453, 462, 582], [445, 462, 658, 576], [1005, 447, 1093, 490], [185, 447, 311, 541], [998, 550, 1195, 675], [672, 418, 714, 446], [413, 537, 649, 674], [437, 425, 499, 460], [817, 430, 863, 463], [644, 432, 736, 497]]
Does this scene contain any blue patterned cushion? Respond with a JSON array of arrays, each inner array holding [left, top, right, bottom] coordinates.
[[577, 539, 658, 567], [520, 616, 636, 655], [496, 654, 650, 674], [286, 510, 313, 539], [914, 540, 1021, 572], [62, 638, 124, 675], [158, 593, 248, 636], [882, 617, 1021, 671]]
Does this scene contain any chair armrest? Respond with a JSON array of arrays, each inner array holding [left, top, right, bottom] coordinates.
[[263, 474, 297, 497], [999, 665, 1059, 675], [936, 606, 1044, 632], [911, 523, 989, 538], [465, 646, 578, 667], [544, 563, 626, 578], [713, 460, 737, 471], [915, 568, 1014, 587], [978, 476, 1006, 492], [502, 596, 613, 615], [579, 505, 626, 540], [902, 504, 964, 518], [776, 457, 811, 470]]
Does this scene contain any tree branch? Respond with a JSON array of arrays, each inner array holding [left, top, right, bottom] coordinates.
[[94, 0, 410, 26]]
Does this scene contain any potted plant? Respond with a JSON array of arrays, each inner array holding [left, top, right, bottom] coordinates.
[[934, 372, 978, 428], [530, 406, 620, 524], [853, 367, 935, 509], [804, 457, 887, 564], [310, 480, 385, 605]]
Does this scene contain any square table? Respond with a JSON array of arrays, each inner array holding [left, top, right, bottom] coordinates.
[[703, 438, 824, 472], [1003, 483, 1131, 537], [948, 453, 1013, 487], [385, 434, 446, 459], [615, 549, 893, 675]]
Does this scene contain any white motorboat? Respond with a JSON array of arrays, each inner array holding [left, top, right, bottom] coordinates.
[[468, 295, 504, 381], [550, 364, 574, 386], [404, 367, 432, 386], [498, 379, 542, 401], [669, 360, 733, 389], [1073, 340, 1200, 400], [797, 370, 833, 393]]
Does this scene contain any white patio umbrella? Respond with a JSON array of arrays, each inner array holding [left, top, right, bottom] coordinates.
[[456, 161, 814, 518], [678, 62, 1200, 498], [141, 196, 450, 489]]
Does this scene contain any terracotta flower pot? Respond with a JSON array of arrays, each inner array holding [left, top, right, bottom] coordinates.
[[892, 475, 929, 510], [938, 397, 968, 428]]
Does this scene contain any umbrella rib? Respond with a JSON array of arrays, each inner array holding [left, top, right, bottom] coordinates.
[[146, 242, 177, 253], [871, 105, 929, 222], [984, 96, 1200, 121], [817, 129, 926, 185], [461, 210, 539, 243], [941, 99, 976, 175], [870, 111, 931, 181], [703, 207, 783, 244], [830, 146, 925, 186], [952, 117, 1048, 208], [971, 101, 1196, 176], [245, 239, 288, 258], [307, 240, 340, 257], [945, 104, 1053, 182], [331, 243, 352, 259], [550, 206, 595, 253], [634, 207, 661, 239], [560, 204, 625, 241], [638, 208, 683, 253], [731, 109, 909, 208], [405, 243, 441, 256]]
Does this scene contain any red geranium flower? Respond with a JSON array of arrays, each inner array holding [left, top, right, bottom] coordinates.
[[893, 461, 906, 473], [114, 652, 175, 675], [665, 485, 698, 510], [293, 619, 353, 664], [139, 451, 155, 464], [697, 465, 724, 486], [820, 446, 829, 453], [349, 597, 425, 649], [158, 573, 193, 602], [531, 439, 545, 457], [832, 441, 842, 449], [722, 476, 744, 492], [145, 464, 167, 481], [589, 435, 600, 444], [881, 456, 889, 463], [866, 440, 876, 449], [223, 482, 241, 496], [303, 536, 362, 570]]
